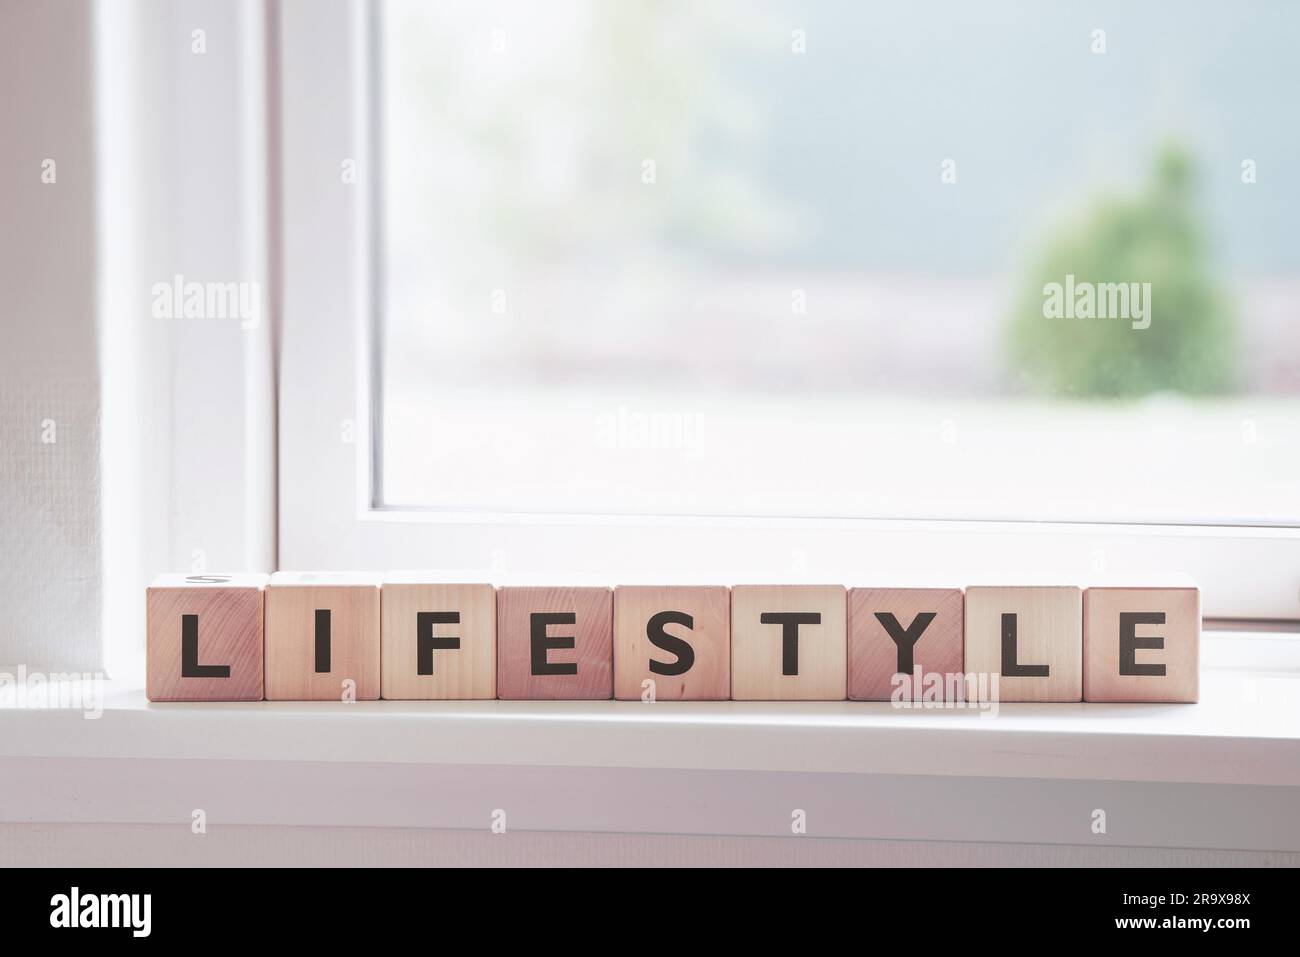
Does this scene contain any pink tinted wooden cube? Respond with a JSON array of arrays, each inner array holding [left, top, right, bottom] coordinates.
[[614, 586, 730, 700], [265, 572, 381, 701], [965, 586, 1082, 702], [1084, 587, 1199, 702], [381, 577, 497, 700], [730, 585, 846, 700], [497, 587, 613, 699], [848, 588, 964, 701], [146, 573, 267, 701]]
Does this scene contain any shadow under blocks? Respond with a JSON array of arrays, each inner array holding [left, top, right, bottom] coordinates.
[[145, 575, 1199, 704]]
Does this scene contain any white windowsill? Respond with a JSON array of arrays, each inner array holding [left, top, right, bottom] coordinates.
[[2, 628, 1297, 850], [3, 629, 1297, 784]]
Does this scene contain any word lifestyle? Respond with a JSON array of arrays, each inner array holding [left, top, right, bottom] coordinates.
[[145, 574, 1200, 704]]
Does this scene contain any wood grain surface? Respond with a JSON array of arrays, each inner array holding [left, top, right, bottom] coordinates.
[[497, 587, 612, 699], [1084, 587, 1199, 702], [146, 574, 267, 701], [265, 574, 380, 700], [614, 585, 730, 700], [731, 585, 846, 700], [848, 587, 964, 701], [381, 581, 496, 699], [965, 586, 1082, 702]]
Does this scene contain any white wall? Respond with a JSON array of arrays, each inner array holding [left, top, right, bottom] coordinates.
[[0, 0, 276, 678], [0, 0, 102, 672]]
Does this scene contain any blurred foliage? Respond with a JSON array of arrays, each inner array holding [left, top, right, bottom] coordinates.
[[1006, 144, 1238, 398]]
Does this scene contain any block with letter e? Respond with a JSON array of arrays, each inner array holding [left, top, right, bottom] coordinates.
[[497, 586, 613, 699], [146, 573, 267, 701], [1084, 587, 1199, 702], [965, 585, 1082, 702]]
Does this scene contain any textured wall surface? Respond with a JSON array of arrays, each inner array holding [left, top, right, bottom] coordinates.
[[0, 0, 101, 672]]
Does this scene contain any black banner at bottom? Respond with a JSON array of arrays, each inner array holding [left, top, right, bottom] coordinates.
[[0, 865, 1285, 943]]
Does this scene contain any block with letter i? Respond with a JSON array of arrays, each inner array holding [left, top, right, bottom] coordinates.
[[146, 573, 268, 701], [848, 588, 964, 701], [1084, 587, 1199, 703], [614, 586, 730, 700], [964, 586, 1082, 702], [731, 585, 846, 700], [381, 575, 496, 699], [265, 572, 381, 701], [497, 586, 613, 699]]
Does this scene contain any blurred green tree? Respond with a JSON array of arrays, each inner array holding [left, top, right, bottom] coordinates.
[[1006, 144, 1238, 397]]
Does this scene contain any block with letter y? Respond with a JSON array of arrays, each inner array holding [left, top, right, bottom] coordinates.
[[848, 587, 964, 700]]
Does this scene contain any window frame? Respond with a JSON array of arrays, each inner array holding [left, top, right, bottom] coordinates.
[[276, 0, 1300, 621]]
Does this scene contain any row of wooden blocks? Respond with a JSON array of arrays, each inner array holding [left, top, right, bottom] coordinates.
[[145, 573, 1200, 703]]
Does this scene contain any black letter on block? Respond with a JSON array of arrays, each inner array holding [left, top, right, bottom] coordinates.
[[531, 612, 578, 676], [1001, 613, 1049, 677], [314, 609, 331, 673], [1119, 611, 1166, 676], [647, 610, 695, 676], [181, 614, 230, 678], [417, 611, 461, 675], [874, 612, 936, 674], [760, 612, 822, 675]]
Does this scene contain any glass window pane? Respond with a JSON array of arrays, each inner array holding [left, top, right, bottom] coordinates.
[[379, 0, 1300, 523]]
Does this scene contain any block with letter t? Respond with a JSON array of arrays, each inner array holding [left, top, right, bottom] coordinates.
[[730, 584, 846, 700]]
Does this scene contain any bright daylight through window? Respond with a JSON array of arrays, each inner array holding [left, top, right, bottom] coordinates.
[[377, 0, 1298, 523]]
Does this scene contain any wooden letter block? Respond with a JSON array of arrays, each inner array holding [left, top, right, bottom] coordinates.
[[1084, 587, 1199, 702], [265, 572, 381, 701], [497, 586, 613, 699], [614, 586, 730, 701], [381, 579, 496, 699], [965, 586, 1082, 702], [731, 585, 846, 700], [848, 588, 964, 701], [146, 573, 267, 701]]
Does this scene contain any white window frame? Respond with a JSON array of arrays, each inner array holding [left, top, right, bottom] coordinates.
[[277, 0, 1300, 621]]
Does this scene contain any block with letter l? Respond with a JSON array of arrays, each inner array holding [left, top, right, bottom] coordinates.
[[965, 585, 1082, 702], [146, 573, 268, 701]]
